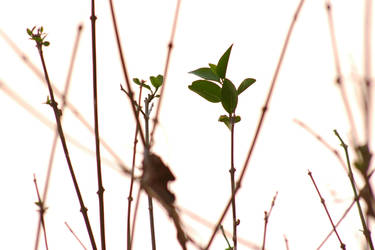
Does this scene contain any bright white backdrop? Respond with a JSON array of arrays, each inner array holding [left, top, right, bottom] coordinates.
[[0, 0, 373, 249]]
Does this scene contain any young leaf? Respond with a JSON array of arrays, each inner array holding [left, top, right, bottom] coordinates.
[[218, 115, 229, 122], [234, 115, 241, 123], [133, 78, 151, 90], [133, 78, 141, 84], [237, 78, 256, 95], [216, 44, 233, 79], [189, 67, 220, 82], [221, 79, 238, 113], [188, 80, 221, 103], [218, 115, 231, 129], [150, 75, 163, 88], [218, 115, 241, 129], [209, 63, 217, 75]]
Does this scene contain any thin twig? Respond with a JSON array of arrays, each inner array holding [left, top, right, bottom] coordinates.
[[65, 222, 88, 250], [127, 86, 143, 250], [308, 170, 346, 249], [318, 170, 375, 248], [0, 29, 131, 174], [32, 29, 97, 250], [90, 1, 106, 248], [34, 24, 83, 250], [230, 114, 238, 249], [261, 192, 278, 250], [364, 0, 373, 144], [220, 225, 233, 250], [325, 1, 359, 144], [0, 81, 122, 172], [204, 1, 305, 248], [334, 130, 374, 249], [317, 200, 354, 249], [150, 0, 182, 146], [178, 206, 260, 249], [293, 119, 347, 170], [33, 174, 49, 250], [107, 0, 146, 147], [130, 186, 142, 249], [283, 235, 289, 250], [145, 96, 157, 250]]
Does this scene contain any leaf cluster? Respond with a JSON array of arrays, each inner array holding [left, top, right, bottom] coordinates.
[[133, 74, 163, 103], [188, 45, 256, 129], [27, 26, 50, 48], [121, 74, 163, 118]]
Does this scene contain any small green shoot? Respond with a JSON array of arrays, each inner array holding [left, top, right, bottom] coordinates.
[[220, 225, 233, 250], [27, 26, 50, 49], [188, 44, 256, 129]]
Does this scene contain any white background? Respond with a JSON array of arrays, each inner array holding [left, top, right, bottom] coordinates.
[[0, 0, 374, 249]]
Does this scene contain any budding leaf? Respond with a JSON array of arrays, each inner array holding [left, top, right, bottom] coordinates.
[[219, 115, 241, 129]]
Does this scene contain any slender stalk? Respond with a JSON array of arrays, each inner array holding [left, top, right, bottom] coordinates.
[[107, 0, 146, 147], [334, 130, 374, 249], [229, 114, 237, 249], [294, 119, 346, 170], [317, 200, 354, 249], [145, 97, 157, 250], [204, 1, 305, 248], [33, 174, 49, 250], [308, 170, 346, 249], [325, 1, 359, 144], [364, 0, 372, 144], [127, 87, 143, 250], [261, 192, 278, 250], [318, 172, 375, 249], [150, 0, 182, 146], [34, 36, 97, 250], [219, 225, 232, 249], [178, 206, 260, 249], [90, 1, 106, 248], [34, 25, 83, 250], [0, 30, 131, 174], [65, 222, 88, 250], [283, 235, 289, 250], [0, 81, 118, 165], [130, 186, 142, 249]]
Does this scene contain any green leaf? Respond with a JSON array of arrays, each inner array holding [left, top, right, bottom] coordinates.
[[221, 79, 238, 113], [189, 67, 220, 82], [188, 80, 221, 103], [150, 74, 163, 88], [237, 78, 256, 95], [27, 28, 32, 36], [216, 44, 233, 79], [133, 78, 151, 90], [43, 41, 50, 46]]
